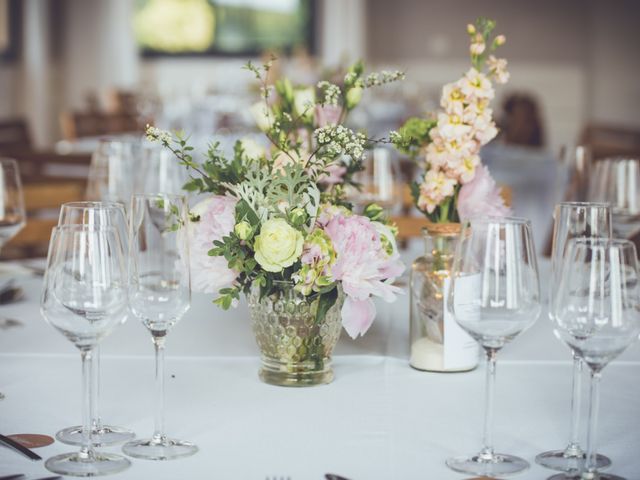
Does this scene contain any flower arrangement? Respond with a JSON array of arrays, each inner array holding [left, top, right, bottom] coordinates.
[[391, 18, 510, 223], [146, 58, 405, 339]]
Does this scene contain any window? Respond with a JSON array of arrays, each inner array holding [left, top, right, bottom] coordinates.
[[134, 0, 314, 57]]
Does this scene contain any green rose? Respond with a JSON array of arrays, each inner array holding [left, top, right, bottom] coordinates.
[[254, 218, 303, 272], [234, 221, 253, 241]]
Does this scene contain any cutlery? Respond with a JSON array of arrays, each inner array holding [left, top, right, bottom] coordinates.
[[0, 284, 24, 305], [0, 475, 25, 480], [0, 434, 42, 461], [0, 317, 22, 330], [33, 476, 62, 480], [325, 475, 351, 480], [265, 477, 291, 480]]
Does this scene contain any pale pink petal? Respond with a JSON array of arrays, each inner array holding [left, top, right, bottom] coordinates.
[[341, 297, 377, 339]]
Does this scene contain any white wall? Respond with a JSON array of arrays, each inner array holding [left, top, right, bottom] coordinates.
[[588, 0, 640, 128]]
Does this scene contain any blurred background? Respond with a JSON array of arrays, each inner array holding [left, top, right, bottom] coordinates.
[[0, 0, 639, 257]]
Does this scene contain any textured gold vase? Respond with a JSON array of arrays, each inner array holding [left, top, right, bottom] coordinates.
[[248, 281, 344, 387]]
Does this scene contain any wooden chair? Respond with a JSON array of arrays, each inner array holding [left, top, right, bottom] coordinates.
[[581, 124, 640, 160], [0, 118, 32, 151], [60, 111, 141, 141], [2, 180, 86, 259], [0, 151, 91, 259]]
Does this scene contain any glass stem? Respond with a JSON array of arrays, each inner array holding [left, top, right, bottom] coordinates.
[[80, 349, 95, 460], [480, 347, 497, 460], [566, 352, 583, 455], [152, 332, 167, 443], [584, 369, 602, 474], [91, 345, 102, 431]]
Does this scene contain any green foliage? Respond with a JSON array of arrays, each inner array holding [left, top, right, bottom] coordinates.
[[391, 117, 437, 160], [314, 286, 338, 323]]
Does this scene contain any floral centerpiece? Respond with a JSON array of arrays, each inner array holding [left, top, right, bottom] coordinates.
[[146, 58, 405, 386], [390, 18, 511, 372]]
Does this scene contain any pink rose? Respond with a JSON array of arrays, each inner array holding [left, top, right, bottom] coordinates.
[[457, 165, 510, 220]]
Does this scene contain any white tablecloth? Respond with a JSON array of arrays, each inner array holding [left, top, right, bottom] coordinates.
[[1, 259, 639, 479]]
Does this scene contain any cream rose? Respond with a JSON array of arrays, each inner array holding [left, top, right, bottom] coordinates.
[[254, 218, 303, 272]]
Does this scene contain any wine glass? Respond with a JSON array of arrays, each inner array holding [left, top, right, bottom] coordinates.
[[55, 201, 134, 446], [445, 217, 542, 476], [0, 158, 26, 399], [41, 225, 130, 476], [137, 144, 187, 195], [0, 158, 26, 250], [559, 145, 592, 202], [350, 147, 401, 213], [122, 193, 197, 460], [536, 202, 612, 473], [588, 158, 640, 239], [551, 238, 640, 480], [86, 139, 138, 208]]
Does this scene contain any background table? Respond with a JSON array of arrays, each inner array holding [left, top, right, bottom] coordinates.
[[1, 257, 639, 479]]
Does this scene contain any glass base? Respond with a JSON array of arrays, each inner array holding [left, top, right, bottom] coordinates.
[[536, 448, 611, 473], [259, 357, 334, 387], [548, 473, 625, 480], [446, 452, 529, 476], [122, 436, 198, 460], [57, 424, 135, 447], [45, 451, 131, 477]]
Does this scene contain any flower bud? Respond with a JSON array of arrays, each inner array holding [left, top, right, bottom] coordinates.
[[495, 34, 506, 46], [364, 203, 385, 221], [234, 221, 253, 241], [467, 23, 476, 35], [345, 86, 363, 110], [289, 207, 307, 227]]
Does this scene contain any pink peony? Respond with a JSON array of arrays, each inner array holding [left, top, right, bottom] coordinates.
[[187, 195, 238, 293], [457, 165, 510, 220], [323, 214, 404, 338], [314, 104, 342, 127]]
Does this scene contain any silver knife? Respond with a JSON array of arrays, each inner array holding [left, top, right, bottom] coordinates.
[[0, 475, 26, 480], [0, 433, 42, 461]]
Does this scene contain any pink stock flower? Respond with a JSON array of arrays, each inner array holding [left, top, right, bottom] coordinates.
[[314, 104, 342, 127], [457, 165, 510, 220], [188, 195, 239, 294], [323, 214, 404, 338]]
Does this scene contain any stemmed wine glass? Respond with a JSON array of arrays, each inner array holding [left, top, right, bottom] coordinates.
[[0, 158, 26, 250], [536, 202, 612, 473], [551, 238, 640, 480], [0, 158, 26, 400], [588, 158, 640, 239], [55, 201, 135, 446], [122, 193, 197, 460], [41, 225, 130, 476], [445, 217, 542, 476], [86, 139, 138, 208]]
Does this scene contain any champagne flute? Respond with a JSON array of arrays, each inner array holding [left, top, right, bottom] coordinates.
[[0, 158, 26, 250], [0, 158, 25, 400], [551, 238, 640, 480], [55, 201, 134, 446], [446, 217, 542, 476], [137, 144, 188, 195], [41, 225, 130, 476], [122, 193, 197, 460], [536, 202, 612, 473]]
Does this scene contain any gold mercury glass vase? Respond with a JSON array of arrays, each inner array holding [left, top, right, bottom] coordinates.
[[248, 281, 345, 387], [409, 223, 479, 372]]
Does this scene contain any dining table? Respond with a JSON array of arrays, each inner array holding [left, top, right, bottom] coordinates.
[[1, 254, 639, 480]]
